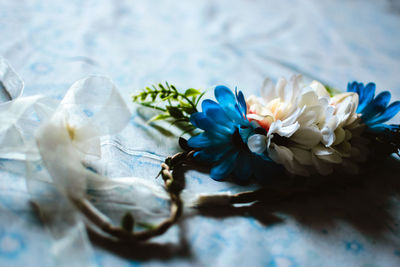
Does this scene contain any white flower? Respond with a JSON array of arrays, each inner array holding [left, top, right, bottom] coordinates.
[[247, 75, 366, 176]]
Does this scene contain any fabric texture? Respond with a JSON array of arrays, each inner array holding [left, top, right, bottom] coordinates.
[[0, 0, 400, 266]]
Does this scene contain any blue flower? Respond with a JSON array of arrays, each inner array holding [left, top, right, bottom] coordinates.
[[187, 85, 279, 182], [347, 82, 400, 132]]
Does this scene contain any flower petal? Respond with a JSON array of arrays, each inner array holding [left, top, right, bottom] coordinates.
[[362, 91, 391, 121], [311, 154, 333, 176], [261, 78, 276, 101], [248, 134, 267, 154], [193, 145, 231, 162], [290, 147, 312, 166], [357, 82, 376, 113], [366, 101, 400, 125], [210, 151, 239, 180], [214, 85, 243, 123], [201, 99, 234, 130], [347, 82, 358, 93], [268, 144, 293, 164], [291, 125, 321, 147], [190, 112, 231, 136], [187, 132, 229, 148], [235, 88, 247, 116], [233, 152, 252, 182]]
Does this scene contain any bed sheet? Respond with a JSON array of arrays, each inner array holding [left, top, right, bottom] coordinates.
[[1, 0, 400, 266]]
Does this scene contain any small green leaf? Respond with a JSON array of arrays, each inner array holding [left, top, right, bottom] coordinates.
[[184, 88, 201, 97], [195, 91, 206, 105], [121, 212, 135, 232], [148, 113, 170, 122], [167, 106, 184, 119], [178, 99, 192, 108]]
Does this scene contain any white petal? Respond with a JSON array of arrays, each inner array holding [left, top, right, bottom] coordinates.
[[276, 122, 300, 137], [344, 129, 352, 141], [313, 144, 335, 155], [268, 143, 293, 164], [276, 77, 288, 101], [335, 141, 352, 157], [312, 145, 343, 163], [317, 151, 343, 164], [332, 127, 345, 146], [261, 78, 276, 101], [299, 91, 319, 107], [286, 160, 310, 176], [282, 106, 304, 126], [312, 154, 333, 176], [291, 125, 321, 147], [318, 96, 330, 107], [268, 120, 282, 135], [247, 113, 266, 121], [310, 80, 330, 98], [247, 134, 267, 154], [297, 105, 323, 126], [290, 146, 313, 166]]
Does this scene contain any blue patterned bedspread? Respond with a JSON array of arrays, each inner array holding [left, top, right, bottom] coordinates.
[[1, 0, 400, 266]]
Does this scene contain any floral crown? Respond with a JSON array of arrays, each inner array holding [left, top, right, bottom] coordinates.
[[133, 76, 400, 183]]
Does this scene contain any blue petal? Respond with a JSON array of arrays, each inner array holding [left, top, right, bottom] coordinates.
[[238, 125, 256, 143], [366, 101, 400, 125], [201, 99, 235, 130], [235, 87, 247, 116], [357, 83, 376, 113], [214, 85, 243, 123], [215, 85, 236, 106], [362, 91, 391, 121], [210, 151, 239, 180], [347, 82, 358, 93], [190, 112, 231, 136], [187, 132, 229, 148], [233, 152, 252, 182], [193, 145, 232, 162]]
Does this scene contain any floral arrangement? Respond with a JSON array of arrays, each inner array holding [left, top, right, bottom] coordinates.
[[133, 76, 400, 183]]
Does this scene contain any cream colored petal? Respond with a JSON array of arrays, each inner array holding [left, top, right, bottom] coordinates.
[[276, 121, 300, 137], [313, 145, 343, 163], [298, 91, 319, 107], [247, 134, 267, 154], [336, 141, 352, 157], [311, 154, 333, 176], [310, 80, 330, 98], [268, 143, 293, 164], [276, 77, 288, 101], [268, 120, 282, 135], [290, 146, 313, 166], [332, 127, 345, 146], [282, 106, 304, 126], [297, 106, 323, 126], [261, 78, 276, 101], [291, 125, 322, 147]]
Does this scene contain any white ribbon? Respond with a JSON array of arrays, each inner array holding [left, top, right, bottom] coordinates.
[[0, 57, 240, 266]]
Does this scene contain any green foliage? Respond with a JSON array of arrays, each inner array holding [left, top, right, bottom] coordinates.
[[132, 82, 205, 134]]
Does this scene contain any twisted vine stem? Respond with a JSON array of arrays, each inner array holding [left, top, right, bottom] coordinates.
[[70, 150, 195, 242]]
